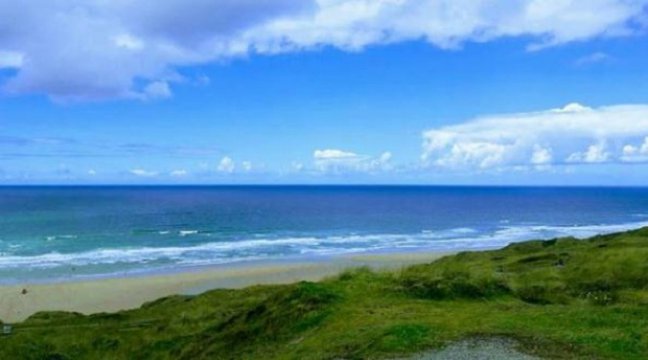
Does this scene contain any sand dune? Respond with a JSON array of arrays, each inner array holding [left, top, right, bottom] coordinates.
[[0, 251, 450, 323]]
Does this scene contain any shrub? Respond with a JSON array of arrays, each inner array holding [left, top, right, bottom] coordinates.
[[399, 267, 510, 300], [515, 284, 569, 305], [336, 266, 373, 281]]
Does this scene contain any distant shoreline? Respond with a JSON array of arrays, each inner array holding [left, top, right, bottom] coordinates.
[[3, 186, 648, 285], [4, 219, 648, 286], [0, 250, 454, 323], [3, 227, 648, 359]]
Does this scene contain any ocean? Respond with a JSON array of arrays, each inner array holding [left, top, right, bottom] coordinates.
[[1, 186, 647, 283]]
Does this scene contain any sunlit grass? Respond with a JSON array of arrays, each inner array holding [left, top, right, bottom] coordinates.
[[2, 228, 648, 359]]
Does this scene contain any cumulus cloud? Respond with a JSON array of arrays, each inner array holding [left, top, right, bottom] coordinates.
[[566, 142, 611, 163], [129, 168, 158, 177], [1, 0, 647, 101], [241, 161, 253, 172], [422, 103, 648, 170], [217, 156, 235, 173], [314, 149, 359, 160], [0, 0, 310, 102], [621, 136, 648, 162], [530, 145, 552, 165], [313, 148, 391, 173]]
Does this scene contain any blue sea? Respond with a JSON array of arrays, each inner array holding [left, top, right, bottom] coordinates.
[[1, 186, 648, 284]]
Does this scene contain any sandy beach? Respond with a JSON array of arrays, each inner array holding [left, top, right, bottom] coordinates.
[[0, 251, 452, 323]]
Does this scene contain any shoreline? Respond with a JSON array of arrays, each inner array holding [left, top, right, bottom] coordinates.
[[0, 250, 454, 323], [4, 219, 648, 324]]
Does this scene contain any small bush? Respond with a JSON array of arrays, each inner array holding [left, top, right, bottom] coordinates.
[[515, 284, 568, 305], [516, 285, 551, 304], [336, 266, 373, 281], [24, 311, 84, 324], [287, 281, 340, 308], [400, 267, 510, 300]]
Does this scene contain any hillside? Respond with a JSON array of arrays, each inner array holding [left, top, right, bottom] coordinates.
[[2, 228, 648, 359]]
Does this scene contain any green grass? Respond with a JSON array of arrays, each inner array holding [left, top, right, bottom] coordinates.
[[3, 228, 648, 359]]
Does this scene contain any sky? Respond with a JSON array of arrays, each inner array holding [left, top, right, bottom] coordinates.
[[1, 0, 648, 185]]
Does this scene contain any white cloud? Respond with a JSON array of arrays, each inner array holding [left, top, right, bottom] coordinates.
[[313, 149, 360, 160], [291, 162, 305, 172], [87, 169, 97, 176], [170, 169, 188, 177], [0, 0, 309, 101], [241, 161, 253, 172], [0, 50, 23, 69], [1, 0, 647, 101], [129, 168, 158, 177], [113, 34, 144, 51], [422, 103, 648, 170], [552, 102, 592, 113], [566, 142, 611, 163], [621, 136, 648, 162], [574, 51, 612, 66], [623, 144, 638, 156], [378, 151, 392, 163], [434, 141, 508, 169], [217, 156, 235, 173], [256, 0, 648, 52], [530, 145, 552, 165], [314, 148, 363, 172], [142, 81, 172, 100], [367, 151, 394, 171], [313, 148, 391, 173]]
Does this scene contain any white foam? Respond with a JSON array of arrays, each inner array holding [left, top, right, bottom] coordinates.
[[42, 235, 78, 241], [1, 221, 647, 271], [452, 227, 479, 234]]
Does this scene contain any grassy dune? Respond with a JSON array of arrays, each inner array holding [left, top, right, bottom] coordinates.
[[2, 228, 648, 359]]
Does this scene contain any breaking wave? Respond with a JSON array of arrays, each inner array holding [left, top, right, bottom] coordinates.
[[1, 220, 647, 271]]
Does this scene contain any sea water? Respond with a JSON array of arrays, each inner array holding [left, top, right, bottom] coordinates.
[[1, 186, 647, 283]]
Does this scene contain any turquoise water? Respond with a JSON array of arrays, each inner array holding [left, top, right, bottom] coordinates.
[[1, 186, 648, 283]]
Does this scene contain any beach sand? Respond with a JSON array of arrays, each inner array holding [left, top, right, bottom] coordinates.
[[0, 251, 452, 323]]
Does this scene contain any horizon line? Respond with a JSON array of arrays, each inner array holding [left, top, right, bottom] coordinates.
[[1, 184, 647, 188]]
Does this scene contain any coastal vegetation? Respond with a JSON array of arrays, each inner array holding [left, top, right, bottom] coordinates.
[[2, 228, 648, 359]]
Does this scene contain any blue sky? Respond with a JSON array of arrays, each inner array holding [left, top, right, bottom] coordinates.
[[1, 1, 648, 185]]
